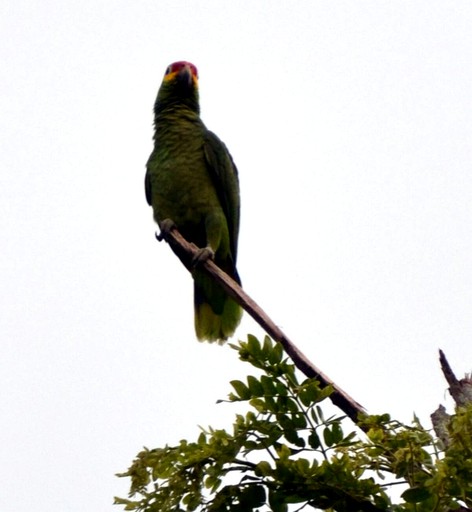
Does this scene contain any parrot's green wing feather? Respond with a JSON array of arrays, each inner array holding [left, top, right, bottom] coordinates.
[[203, 130, 240, 262], [144, 171, 152, 206]]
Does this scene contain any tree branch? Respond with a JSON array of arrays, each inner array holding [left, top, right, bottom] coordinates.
[[439, 349, 472, 407], [158, 227, 367, 424]]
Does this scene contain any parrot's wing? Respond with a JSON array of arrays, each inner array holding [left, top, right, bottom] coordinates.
[[144, 169, 152, 206], [203, 130, 240, 261], [144, 149, 155, 206]]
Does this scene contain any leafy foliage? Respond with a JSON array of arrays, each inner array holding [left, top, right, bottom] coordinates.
[[115, 335, 472, 511]]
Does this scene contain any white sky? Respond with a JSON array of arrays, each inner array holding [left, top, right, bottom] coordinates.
[[2, 1, 472, 510]]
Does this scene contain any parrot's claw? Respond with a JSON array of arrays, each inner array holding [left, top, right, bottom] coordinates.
[[192, 246, 215, 268], [155, 218, 176, 241]]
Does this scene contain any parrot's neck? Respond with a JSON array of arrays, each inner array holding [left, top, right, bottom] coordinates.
[[153, 107, 204, 144], [154, 95, 200, 118]]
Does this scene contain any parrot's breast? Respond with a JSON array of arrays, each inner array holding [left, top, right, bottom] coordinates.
[[146, 116, 224, 246]]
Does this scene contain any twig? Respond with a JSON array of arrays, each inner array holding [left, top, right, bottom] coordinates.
[[158, 227, 367, 424]]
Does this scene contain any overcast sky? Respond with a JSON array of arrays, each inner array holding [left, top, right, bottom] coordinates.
[[2, 1, 472, 510]]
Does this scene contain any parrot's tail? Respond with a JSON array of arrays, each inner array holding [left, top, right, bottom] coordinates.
[[193, 268, 243, 343]]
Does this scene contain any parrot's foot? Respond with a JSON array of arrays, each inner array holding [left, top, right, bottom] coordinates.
[[192, 246, 215, 268], [155, 218, 176, 242]]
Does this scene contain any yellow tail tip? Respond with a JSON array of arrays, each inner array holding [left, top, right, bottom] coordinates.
[[195, 300, 242, 344]]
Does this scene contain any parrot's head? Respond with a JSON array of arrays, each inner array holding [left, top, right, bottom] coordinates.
[[154, 61, 200, 115], [163, 61, 198, 86]]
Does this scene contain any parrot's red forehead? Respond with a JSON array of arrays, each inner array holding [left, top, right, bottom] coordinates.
[[165, 61, 198, 78]]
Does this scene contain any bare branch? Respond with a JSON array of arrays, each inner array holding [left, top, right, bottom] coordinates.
[[439, 349, 472, 407], [158, 227, 367, 424], [430, 404, 450, 448]]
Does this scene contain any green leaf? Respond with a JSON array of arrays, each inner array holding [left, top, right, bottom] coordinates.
[[296, 458, 310, 474], [230, 380, 251, 400], [275, 380, 289, 397], [401, 487, 431, 503], [247, 334, 261, 356], [298, 381, 321, 406], [323, 426, 334, 447], [277, 443, 292, 460], [113, 498, 139, 510], [269, 489, 288, 512], [255, 461, 272, 477], [310, 407, 319, 424], [330, 421, 344, 444], [239, 484, 266, 508], [338, 430, 357, 446], [268, 342, 283, 365], [260, 375, 276, 395], [308, 430, 321, 449], [204, 475, 221, 491], [247, 375, 263, 396], [250, 397, 269, 413], [284, 427, 306, 448], [317, 385, 333, 401], [292, 413, 307, 429], [262, 335, 273, 355], [260, 395, 277, 413]]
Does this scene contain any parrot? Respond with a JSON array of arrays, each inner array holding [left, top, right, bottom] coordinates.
[[145, 61, 243, 343]]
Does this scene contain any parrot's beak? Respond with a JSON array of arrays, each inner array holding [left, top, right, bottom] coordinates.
[[178, 64, 195, 87]]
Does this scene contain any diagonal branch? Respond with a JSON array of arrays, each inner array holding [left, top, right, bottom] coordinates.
[[158, 227, 367, 424]]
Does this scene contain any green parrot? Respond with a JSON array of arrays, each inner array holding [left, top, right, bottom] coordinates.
[[145, 61, 243, 343]]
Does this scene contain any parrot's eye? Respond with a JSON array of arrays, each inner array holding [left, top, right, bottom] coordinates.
[[165, 65, 172, 75]]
